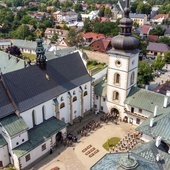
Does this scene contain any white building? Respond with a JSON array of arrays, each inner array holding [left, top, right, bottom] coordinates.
[[0, 39, 92, 169]]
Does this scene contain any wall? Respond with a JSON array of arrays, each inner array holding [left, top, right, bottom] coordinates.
[[84, 50, 109, 64], [0, 145, 10, 167]]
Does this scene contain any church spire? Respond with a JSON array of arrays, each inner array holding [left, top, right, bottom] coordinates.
[[35, 29, 47, 69], [111, 0, 139, 50]]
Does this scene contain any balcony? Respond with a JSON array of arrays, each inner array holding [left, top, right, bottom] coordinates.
[[124, 109, 148, 120]]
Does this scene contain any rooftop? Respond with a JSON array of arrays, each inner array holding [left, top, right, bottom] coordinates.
[[146, 42, 170, 53], [13, 117, 66, 158], [0, 114, 28, 137], [0, 134, 7, 148]]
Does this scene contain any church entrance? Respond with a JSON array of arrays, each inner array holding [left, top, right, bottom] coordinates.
[[56, 132, 62, 143], [111, 108, 119, 117]]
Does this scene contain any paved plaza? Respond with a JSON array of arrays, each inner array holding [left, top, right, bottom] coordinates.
[[31, 113, 137, 170]]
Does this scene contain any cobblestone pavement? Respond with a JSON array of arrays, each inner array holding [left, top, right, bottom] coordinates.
[[31, 113, 137, 170]]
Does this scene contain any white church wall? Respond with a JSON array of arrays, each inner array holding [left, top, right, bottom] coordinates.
[[21, 99, 54, 129], [0, 145, 10, 167], [11, 131, 28, 149], [15, 137, 52, 169]]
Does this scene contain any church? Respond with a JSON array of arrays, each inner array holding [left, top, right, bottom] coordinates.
[[0, 36, 92, 169]]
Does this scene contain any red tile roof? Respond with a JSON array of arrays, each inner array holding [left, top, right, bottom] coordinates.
[[141, 25, 151, 34], [81, 32, 105, 39], [153, 14, 169, 19], [147, 35, 158, 42]]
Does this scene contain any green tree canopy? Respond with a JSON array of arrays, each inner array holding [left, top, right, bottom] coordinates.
[[152, 55, 165, 71], [149, 26, 165, 36], [164, 50, 170, 64], [136, 2, 151, 15], [137, 61, 154, 87], [77, 13, 82, 22], [74, 3, 83, 13], [98, 5, 105, 17], [158, 36, 170, 46]]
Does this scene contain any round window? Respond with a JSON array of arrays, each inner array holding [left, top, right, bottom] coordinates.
[[115, 60, 121, 67]]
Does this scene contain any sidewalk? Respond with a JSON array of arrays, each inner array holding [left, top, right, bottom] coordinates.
[[31, 113, 137, 170]]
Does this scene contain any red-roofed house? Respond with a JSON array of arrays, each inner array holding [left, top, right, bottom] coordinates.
[[97, 17, 109, 22], [141, 24, 152, 36], [81, 32, 105, 44], [89, 37, 112, 53], [147, 35, 158, 42], [152, 14, 169, 24]]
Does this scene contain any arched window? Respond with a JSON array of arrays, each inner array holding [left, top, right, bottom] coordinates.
[[60, 102, 65, 109], [84, 91, 88, 96], [32, 110, 36, 127], [84, 85, 87, 89], [130, 72, 135, 85], [73, 96, 77, 102], [61, 96, 63, 101], [113, 91, 119, 101], [42, 106, 45, 121], [73, 90, 76, 95], [114, 73, 120, 84]]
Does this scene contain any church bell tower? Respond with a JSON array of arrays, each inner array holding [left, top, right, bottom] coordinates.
[[35, 29, 47, 69], [106, 0, 139, 116]]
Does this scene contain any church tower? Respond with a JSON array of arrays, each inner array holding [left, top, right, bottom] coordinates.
[[35, 29, 47, 69], [106, 0, 139, 116]]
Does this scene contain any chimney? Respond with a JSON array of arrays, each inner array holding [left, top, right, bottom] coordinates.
[[156, 154, 160, 162], [153, 105, 158, 117], [163, 96, 168, 108], [145, 84, 149, 90], [155, 136, 162, 147], [150, 118, 154, 127]]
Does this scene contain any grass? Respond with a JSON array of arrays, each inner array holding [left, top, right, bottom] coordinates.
[[87, 60, 106, 75], [102, 137, 121, 151], [22, 53, 36, 61]]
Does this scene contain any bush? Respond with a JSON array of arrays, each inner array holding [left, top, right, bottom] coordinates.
[[102, 137, 121, 151]]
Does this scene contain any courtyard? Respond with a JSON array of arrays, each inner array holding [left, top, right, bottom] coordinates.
[[31, 113, 137, 170]]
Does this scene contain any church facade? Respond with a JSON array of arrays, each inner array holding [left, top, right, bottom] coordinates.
[[0, 37, 92, 169]]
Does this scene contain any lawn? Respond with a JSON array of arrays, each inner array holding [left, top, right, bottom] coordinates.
[[22, 53, 36, 61], [87, 60, 106, 75], [102, 137, 121, 151]]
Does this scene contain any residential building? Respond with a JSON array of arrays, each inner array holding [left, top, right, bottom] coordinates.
[[11, 39, 50, 54], [0, 40, 12, 50], [89, 37, 112, 53], [53, 11, 77, 23], [152, 14, 169, 25], [146, 42, 170, 58], [81, 11, 99, 21], [129, 13, 147, 26], [164, 27, 170, 37], [81, 32, 105, 44], [44, 28, 68, 41], [147, 35, 158, 42], [0, 38, 92, 169]]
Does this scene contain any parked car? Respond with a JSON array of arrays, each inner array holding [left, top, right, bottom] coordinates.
[[152, 72, 160, 77]]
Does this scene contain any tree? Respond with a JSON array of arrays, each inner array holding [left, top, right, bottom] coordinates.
[[67, 28, 77, 46], [77, 13, 82, 22], [98, 6, 105, 17], [137, 61, 154, 87], [6, 46, 22, 58], [50, 32, 58, 42], [164, 50, 170, 64], [136, 2, 151, 15], [158, 36, 170, 46], [131, 1, 139, 13], [74, 3, 83, 13], [83, 18, 92, 32], [152, 55, 165, 71], [104, 7, 112, 18], [149, 26, 165, 36]]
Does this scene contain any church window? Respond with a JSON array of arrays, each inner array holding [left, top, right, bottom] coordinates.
[[42, 106, 45, 121], [139, 108, 142, 113], [73, 90, 76, 95], [25, 154, 31, 162], [73, 96, 77, 102], [113, 91, 119, 101], [84, 91, 88, 96], [60, 102, 65, 109], [32, 110, 36, 127], [96, 95, 98, 99], [132, 60, 135, 65], [115, 60, 121, 67], [42, 144, 46, 151], [103, 97, 106, 102], [22, 139, 25, 142], [16, 142, 19, 145], [84, 85, 87, 89], [61, 97, 64, 101], [100, 106, 103, 111], [130, 72, 135, 85], [114, 73, 120, 85]]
